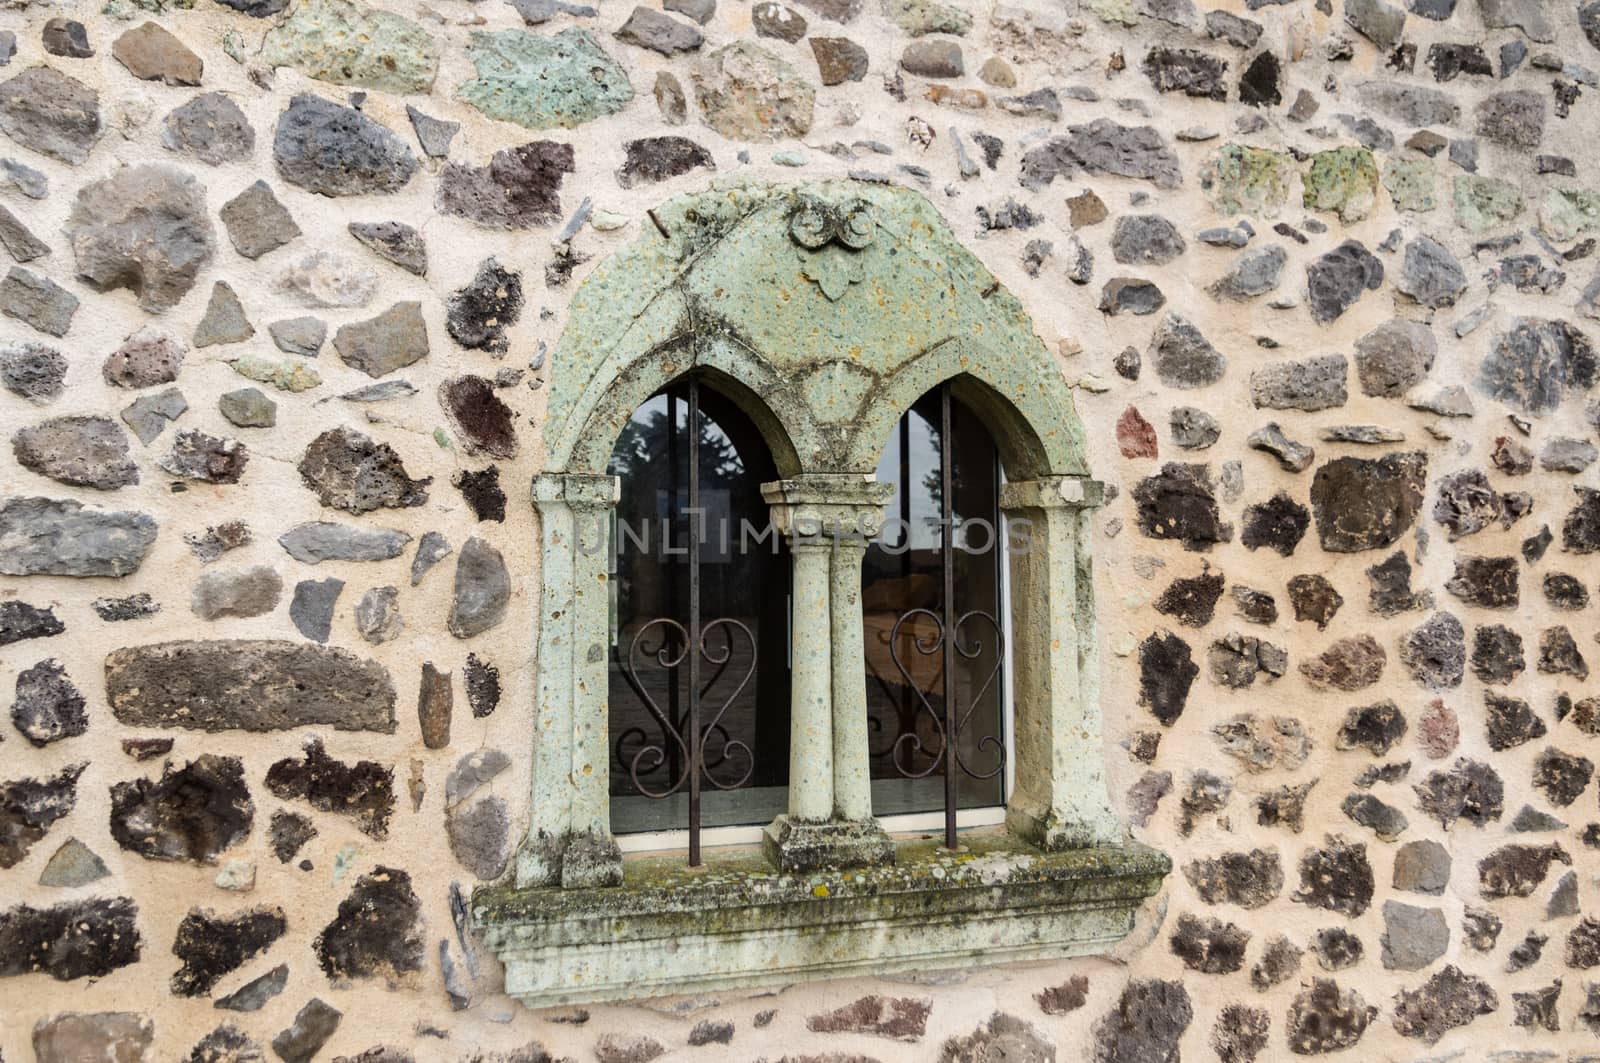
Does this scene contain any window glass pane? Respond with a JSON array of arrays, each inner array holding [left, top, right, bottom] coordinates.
[[607, 382, 790, 833], [863, 388, 1005, 815]]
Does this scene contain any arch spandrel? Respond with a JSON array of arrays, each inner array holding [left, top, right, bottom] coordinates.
[[545, 178, 1088, 479]]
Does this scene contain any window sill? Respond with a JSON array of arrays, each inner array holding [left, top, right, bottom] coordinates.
[[472, 830, 1169, 1008]]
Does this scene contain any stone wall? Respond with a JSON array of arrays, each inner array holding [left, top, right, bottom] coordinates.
[[1, 0, 1598, 1057]]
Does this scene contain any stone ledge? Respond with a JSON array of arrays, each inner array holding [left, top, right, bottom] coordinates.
[[473, 831, 1169, 1008]]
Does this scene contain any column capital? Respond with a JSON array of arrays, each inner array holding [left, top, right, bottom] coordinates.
[[761, 475, 895, 540], [999, 476, 1106, 512], [532, 472, 618, 512]]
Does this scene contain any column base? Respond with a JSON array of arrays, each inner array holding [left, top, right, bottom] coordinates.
[[762, 815, 896, 872], [515, 829, 624, 889], [1007, 804, 1123, 852]]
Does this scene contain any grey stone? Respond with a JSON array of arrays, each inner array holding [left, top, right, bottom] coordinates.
[[193, 282, 254, 348], [106, 639, 396, 733], [1400, 613, 1466, 690], [103, 326, 184, 388], [1307, 240, 1383, 323], [290, 578, 343, 643], [340, 381, 417, 403], [37, 838, 108, 887], [1170, 406, 1219, 449], [273, 94, 418, 197], [192, 566, 282, 620], [1091, 979, 1191, 1063], [42, 18, 93, 58], [1392, 965, 1499, 1043], [219, 181, 300, 260], [0, 764, 83, 869], [447, 793, 511, 879], [0, 496, 157, 577], [1354, 319, 1435, 397], [219, 388, 276, 428], [1345, 0, 1407, 48], [447, 748, 511, 806], [1476, 89, 1545, 148], [171, 907, 288, 997], [215, 964, 288, 1011], [1, 267, 78, 337], [121, 387, 187, 444], [160, 429, 249, 484], [65, 163, 215, 313], [1247, 423, 1313, 471], [0, 67, 102, 164], [1098, 277, 1164, 315], [753, 1, 808, 40], [1019, 119, 1180, 190], [405, 104, 458, 158], [1, 157, 46, 199], [0, 600, 63, 645], [449, 537, 510, 638], [268, 316, 326, 357], [93, 593, 158, 622], [1394, 839, 1450, 894], [1358, 81, 1459, 125], [13, 415, 138, 489], [334, 302, 429, 377], [348, 221, 427, 276], [279, 523, 410, 564], [1250, 355, 1347, 411], [1208, 244, 1285, 300], [1206, 10, 1263, 46], [110, 754, 253, 864], [1479, 0, 1554, 41], [1111, 214, 1186, 265], [32, 1013, 152, 1059], [162, 93, 255, 166], [11, 659, 87, 746], [901, 39, 964, 78], [1149, 313, 1225, 388], [1285, 980, 1374, 1053], [1142, 47, 1227, 101], [616, 6, 703, 54], [1310, 451, 1426, 552], [0, 31, 12, 65], [1, 342, 65, 402], [272, 999, 341, 1063], [299, 427, 430, 513], [1342, 791, 1409, 840], [411, 531, 451, 585], [1542, 437, 1597, 472], [437, 141, 575, 229], [355, 585, 403, 644], [0, 202, 47, 261]]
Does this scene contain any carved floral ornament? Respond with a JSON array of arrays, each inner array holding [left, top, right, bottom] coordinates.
[[788, 195, 877, 301]]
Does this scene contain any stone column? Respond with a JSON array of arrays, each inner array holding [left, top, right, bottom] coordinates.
[[760, 476, 897, 871], [999, 476, 1122, 850], [517, 473, 623, 889]]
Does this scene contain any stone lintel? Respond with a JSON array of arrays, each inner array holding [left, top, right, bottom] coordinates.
[[477, 832, 1169, 1008], [761, 814, 895, 872], [999, 476, 1106, 511], [531, 471, 617, 510]]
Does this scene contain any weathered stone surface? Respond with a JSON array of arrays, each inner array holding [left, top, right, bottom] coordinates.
[[348, 221, 427, 276], [1239, 494, 1308, 556], [1306, 240, 1383, 323], [1139, 631, 1195, 726], [1336, 700, 1405, 756], [1479, 841, 1568, 898], [1284, 574, 1341, 630], [1110, 214, 1185, 266], [1309, 452, 1425, 552], [162, 93, 255, 166], [1250, 355, 1347, 411], [262, 0, 438, 94], [0, 67, 102, 165], [0, 496, 157, 577], [1399, 612, 1465, 689], [2, 267, 79, 337], [122, 387, 187, 444], [439, 376, 519, 460], [449, 536, 510, 638], [1021, 119, 1180, 191], [1182, 848, 1281, 908], [688, 41, 814, 142], [193, 283, 253, 348], [1310, 927, 1363, 971], [1134, 463, 1230, 549], [1444, 555, 1518, 609], [1091, 979, 1191, 1063], [315, 866, 424, 986], [438, 141, 574, 229], [1476, 318, 1596, 416], [1353, 319, 1434, 398], [103, 326, 184, 389], [1415, 757, 1502, 826], [160, 429, 249, 484], [107, 639, 396, 733], [1394, 839, 1450, 894], [0, 765, 82, 868], [1170, 912, 1248, 973], [110, 755, 252, 864], [1098, 277, 1164, 316], [594, 1033, 667, 1063], [0, 202, 47, 261], [1534, 747, 1592, 806], [1284, 979, 1373, 1053], [1154, 571, 1224, 627], [1299, 635, 1385, 691], [298, 428, 430, 514], [1342, 791, 1407, 840], [42, 18, 93, 58], [616, 6, 704, 55], [31, 1012, 154, 1061], [65, 163, 214, 314], [14, 415, 137, 490], [0, 600, 63, 646], [459, 28, 632, 129], [38, 838, 108, 887], [1293, 835, 1373, 916], [188, 1025, 266, 1062], [278, 522, 410, 565], [350, 585, 401, 645], [446, 260, 523, 356], [267, 738, 394, 838], [274, 95, 417, 197], [11, 659, 87, 747], [272, 999, 342, 1063], [2, 341, 66, 402], [1304, 147, 1379, 223], [333, 303, 428, 378], [290, 577, 341, 643], [1212, 713, 1309, 772], [1476, 89, 1544, 149], [1207, 244, 1284, 300], [219, 181, 299, 260], [1392, 965, 1498, 1043], [171, 906, 287, 997], [219, 388, 276, 429], [406, 105, 458, 159], [1141, 47, 1226, 101], [113, 22, 202, 85]]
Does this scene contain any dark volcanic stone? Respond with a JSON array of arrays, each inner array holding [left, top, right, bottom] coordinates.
[[1018, 119, 1181, 191], [0, 66, 103, 165], [1255, 781, 1314, 833], [1414, 758, 1503, 826], [0, 600, 63, 645], [1307, 240, 1383, 323], [106, 639, 396, 733], [1400, 612, 1465, 688], [616, 136, 714, 186], [1111, 214, 1186, 265], [1368, 551, 1431, 616], [1433, 469, 1517, 540], [1091, 978, 1192, 1063], [1476, 318, 1596, 416], [1182, 848, 1282, 908], [269, 810, 317, 863], [438, 141, 575, 230], [446, 259, 523, 356], [11, 658, 87, 746], [1538, 625, 1588, 678], [806, 996, 930, 1039], [266, 738, 394, 838], [1284, 979, 1374, 1054], [466, 654, 502, 718], [273, 999, 342, 1063], [1134, 463, 1231, 549], [1391, 966, 1498, 1043], [1470, 624, 1524, 683], [1148, 313, 1225, 388], [0, 895, 140, 980], [1563, 487, 1600, 553], [188, 1026, 266, 1062], [1312, 926, 1364, 970], [1310, 451, 1426, 552], [1479, 842, 1569, 897], [1099, 277, 1165, 315], [171, 906, 288, 996], [1238, 51, 1279, 107], [1251, 935, 1301, 990], [1513, 981, 1561, 1031], [1287, 574, 1342, 629], [1035, 975, 1089, 1016], [1341, 791, 1408, 840], [274, 95, 417, 197], [160, 429, 249, 484], [348, 221, 427, 276], [1534, 748, 1593, 806], [314, 866, 425, 986], [1170, 912, 1249, 973], [1445, 555, 1518, 608], [0, 764, 82, 868], [1240, 493, 1308, 556], [1, 341, 67, 402], [1337, 701, 1406, 755], [1293, 835, 1374, 916], [1486, 691, 1546, 750], [13, 415, 138, 489], [1229, 587, 1276, 625], [1154, 570, 1225, 626], [298, 427, 431, 513], [110, 755, 252, 864], [1141, 47, 1227, 100], [1138, 630, 1197, 725], [1180, 770, 1233, 835], [216, 963, 288, 1012], [1427, 42, 1492, 80], [455, 465, 507, 522], [439, 376, 518, 458], [1299, 635, 1385, 690]]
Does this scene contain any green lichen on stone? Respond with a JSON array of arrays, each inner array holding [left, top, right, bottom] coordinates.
[[103, 0, 194, 16], [458, 28, 633, 131], [222, 30, 246, 64], [227, 355, 322, 393], [1303, 146, 1379, 223], [880, 0, 973, 35], [1199, 143, 1294, 218], [1453, 174, 1524, 232], [1539, 188, 1600, 243], [261, 0, 438, 95], [1382, 158, 1437, 213], [1087, 0, 1140, 25]]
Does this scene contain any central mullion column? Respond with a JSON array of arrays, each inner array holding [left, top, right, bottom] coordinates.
[[787, 537, 836, 821]]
